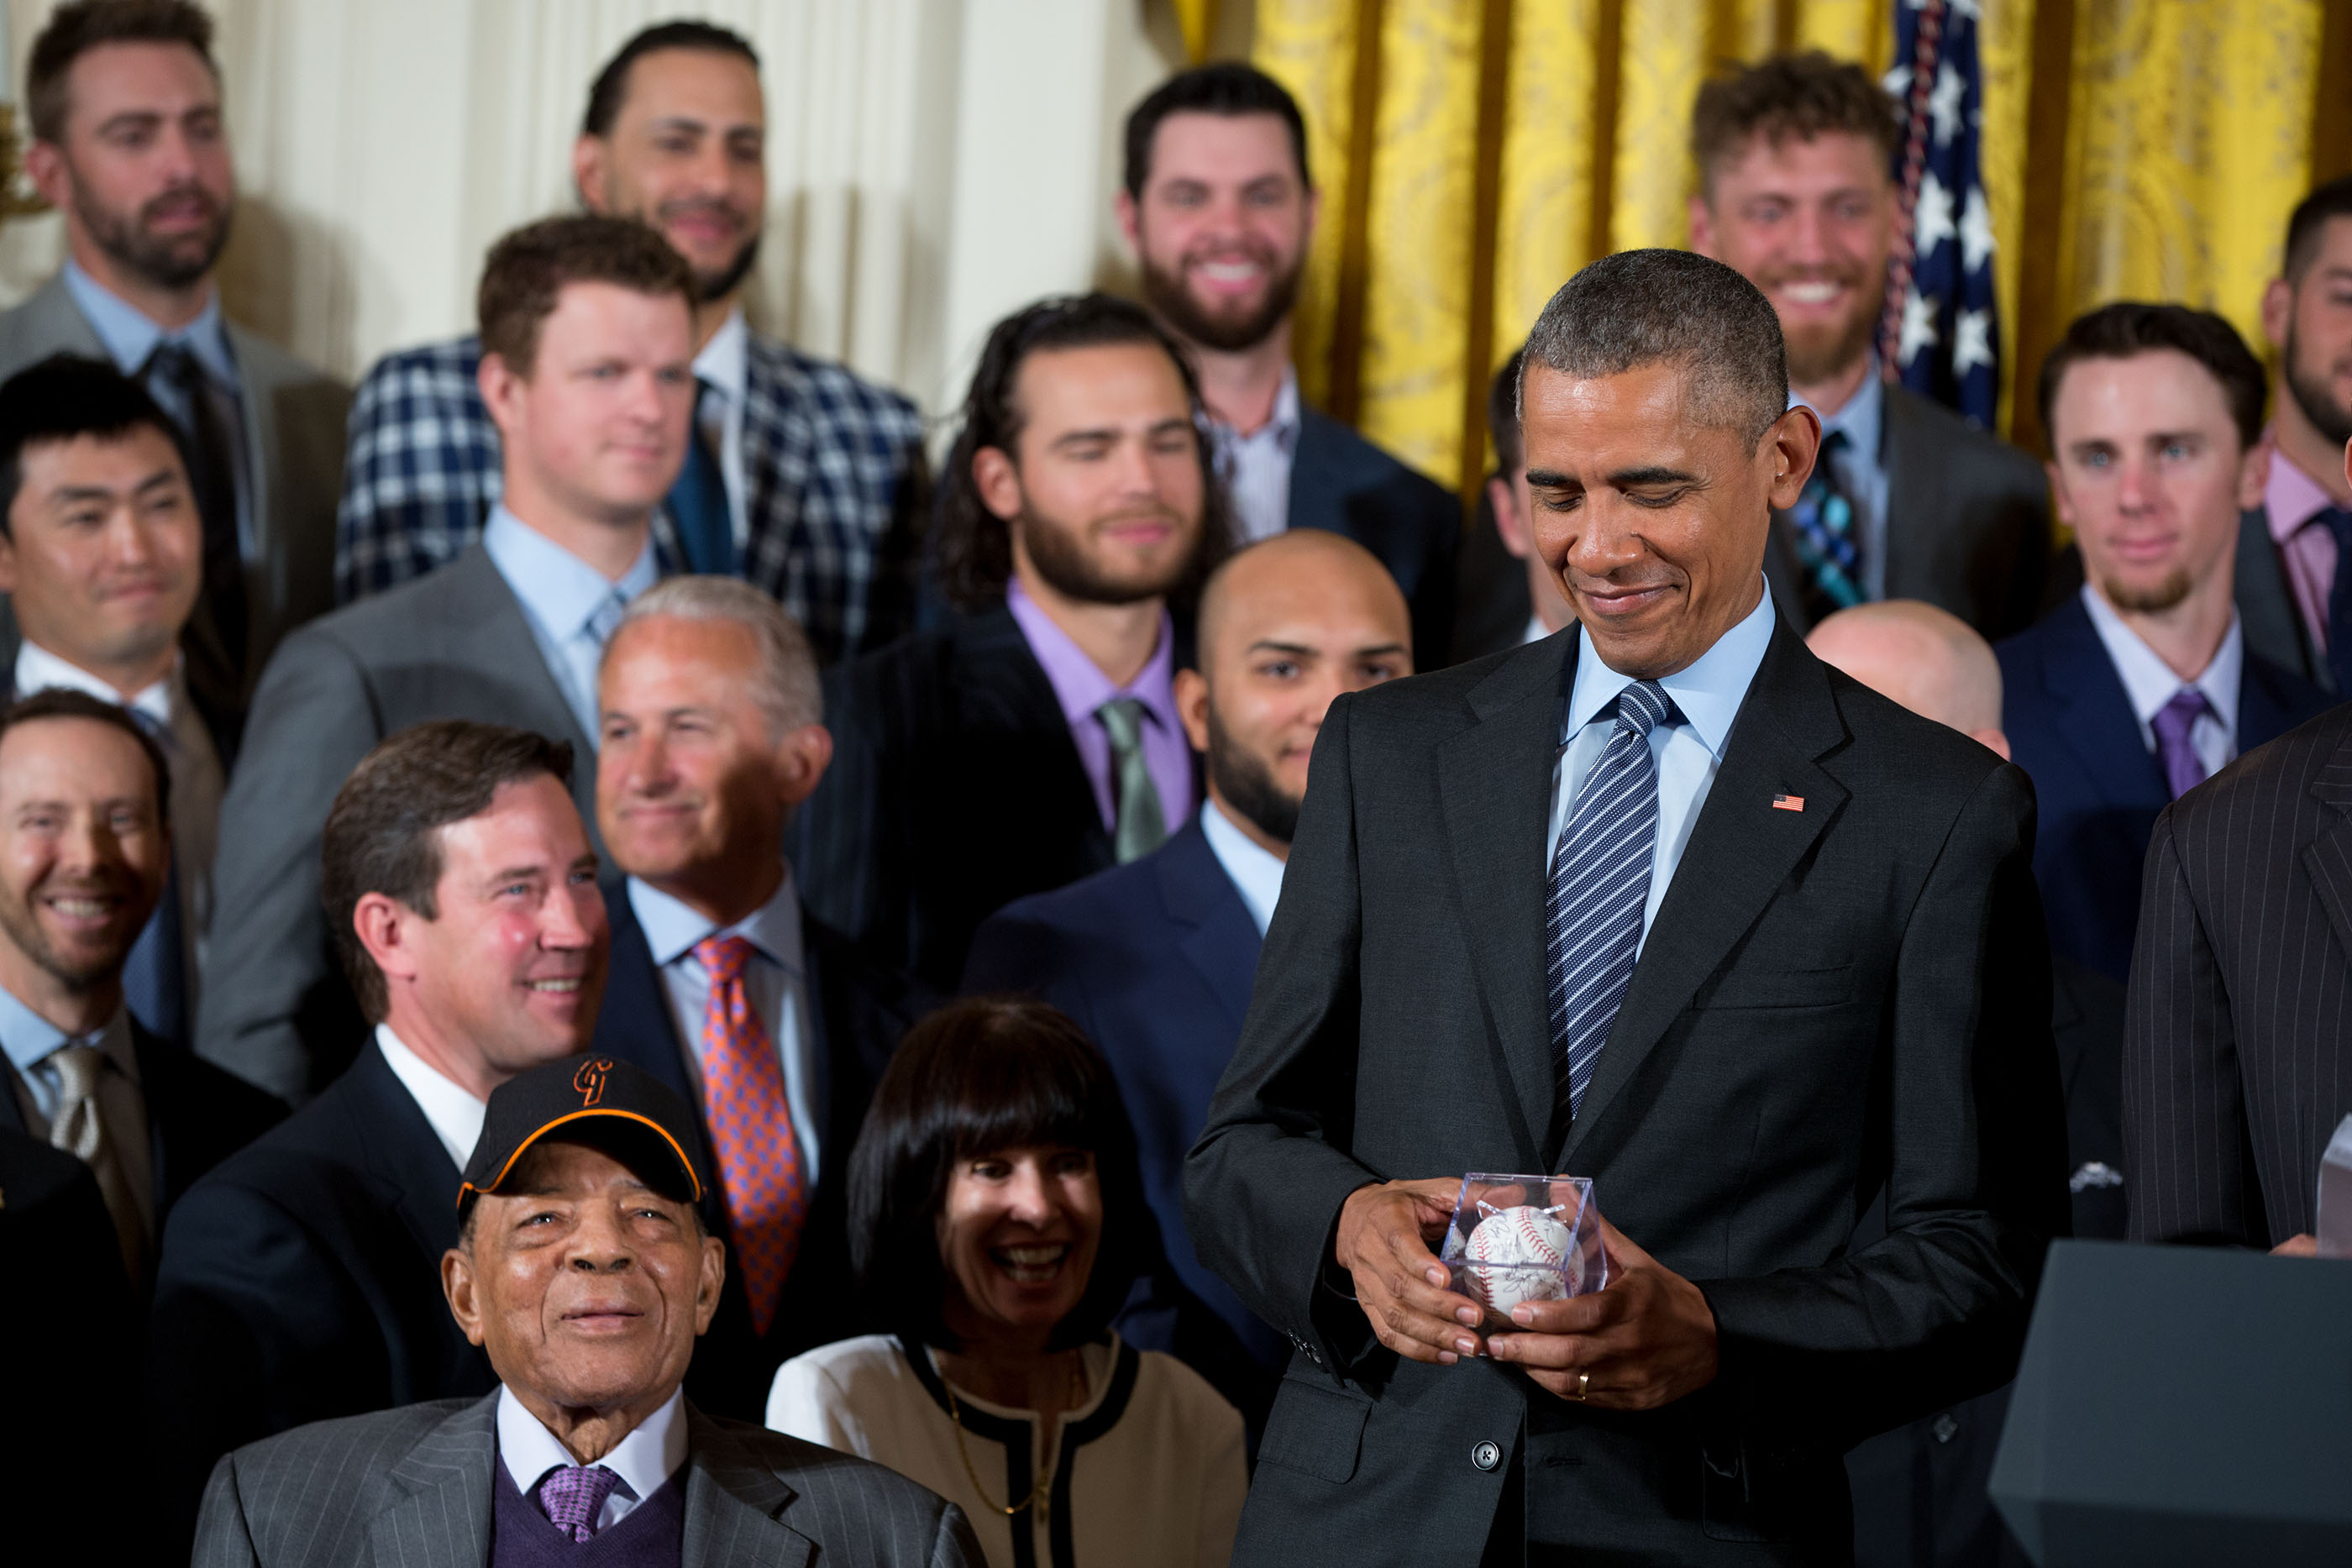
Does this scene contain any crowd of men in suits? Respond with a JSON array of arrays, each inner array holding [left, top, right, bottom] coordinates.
[[4, 5, 2352, 1566]]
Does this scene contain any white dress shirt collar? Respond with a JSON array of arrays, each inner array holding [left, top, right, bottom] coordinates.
[[374, 1024, 486, 1171], [2078, 585, 2243, 743], [15, 639, 177, 732], [1563, 579, 1777, 757], [1198, 800, 1287, 936], [627, 866, 805, 974], [496, 1383, 688, 1532]]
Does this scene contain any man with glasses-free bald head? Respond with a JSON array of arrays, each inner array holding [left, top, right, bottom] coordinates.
[[1185, 249, 2065, 1564]]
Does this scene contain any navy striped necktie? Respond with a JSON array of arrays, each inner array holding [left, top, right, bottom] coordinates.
[[1546, 679, 1672, 1122]]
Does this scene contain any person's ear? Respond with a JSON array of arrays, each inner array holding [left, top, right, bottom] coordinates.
[[0, 517, 20, 595], [353, 892, 425, 988], [774, 721, 834, 809], [1175, 667, 1210, 754], [972, 444, 1023, 524], [1971, 726, 2012, 762], [694, 1232, 727, 1335], [478, 353, 528, 443], [1687, 192, 1718, 259], [23, 140, 68, 213], [1488, 474, 1530, 559], [2238, 433, 2274, 514], [2261, 275, 2293, 351], [572, 134, 612, 214], [1765, 406, 1822, 512], [2045, 459, 2078, 532], [1115, 188, 1142, 257], [2341, 433, 2350, 497], [443, 1241, 489, 1347]]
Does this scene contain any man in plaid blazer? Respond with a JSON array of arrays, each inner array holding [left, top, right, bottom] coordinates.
[[333, 21, 927, 666]]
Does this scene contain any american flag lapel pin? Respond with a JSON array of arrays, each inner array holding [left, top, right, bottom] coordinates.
[[1772, 794, 1805, 812]]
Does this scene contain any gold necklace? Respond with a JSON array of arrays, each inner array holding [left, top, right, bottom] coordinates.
[[940, 1354, 1089, 1523]]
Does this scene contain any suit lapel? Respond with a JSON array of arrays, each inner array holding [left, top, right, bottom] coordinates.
[[22, 275, 109, 359], [368, 1393, 496, 1567], [2038, 597, 2169, 810], [1562, 621, 1848, 1169], [1438, 635, 1573, 1167], [2302, 726, 2352, 968], [681, 1408, 816, 1568], [953, 606, 1111, 864], [443, 548, 605, 842], [2236, 506, 2327, 690], [1157, 821, 1262, 1031], [347, 1044, 466, 1267], [1878, 385, 1946, 606]]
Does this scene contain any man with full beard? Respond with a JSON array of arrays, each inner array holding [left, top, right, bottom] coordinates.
[[962, 527, 1413, 1426], [337, 20, 927, 666], [1117, 65, 1461, 665], [2248, 175, 2352, 693], [1688, 52, 2049, 640], [0, 0, 350, 724], [791, 293, 1225, 993]]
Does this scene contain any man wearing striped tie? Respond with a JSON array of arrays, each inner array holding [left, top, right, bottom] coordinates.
[[1187, 249, 2066, 1565], [593, 575, 926, 1419]]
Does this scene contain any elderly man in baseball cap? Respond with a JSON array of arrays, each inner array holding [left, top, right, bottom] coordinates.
[[191, 1056, 983, 1568]]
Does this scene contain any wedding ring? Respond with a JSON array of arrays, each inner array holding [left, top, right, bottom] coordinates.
[[1573, 1373, 1590, 1402]]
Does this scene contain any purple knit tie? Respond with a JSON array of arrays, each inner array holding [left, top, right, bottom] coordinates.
[[536, 1465, 620, 1543], [2150, 687, 2213, 800]]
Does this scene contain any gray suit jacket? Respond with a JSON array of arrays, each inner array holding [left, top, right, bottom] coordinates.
[[198, 545, 597, 1100], [1766, 382, 2050, 640], [0, 273, 349, 705], [192, 1391, 984, 1568]]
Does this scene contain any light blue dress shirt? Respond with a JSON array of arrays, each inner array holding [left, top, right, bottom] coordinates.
[[480, 506, 659, 740], [627, 871, 822, 1181], [1790, 360, 1891, 601], [1198, 799, 1287, 936], [0, 987, 153, 1234], [63, 259, 252, 555], [1548, 583, 1777, 954]]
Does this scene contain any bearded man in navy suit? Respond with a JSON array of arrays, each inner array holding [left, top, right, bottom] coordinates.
[[963, 528, 1414, 1423], [1998, 303, 2334, 990]]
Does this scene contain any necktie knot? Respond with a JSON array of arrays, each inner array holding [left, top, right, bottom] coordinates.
[[536, 1463, 621, 1542], [144, 338, 199, 386], [1614, 680, 1672, 739], [695, 933, 756, 987], [1096, 695, 1147, 750], [2150, 685, 2214, 800], [48, 1041, 104, 1104]]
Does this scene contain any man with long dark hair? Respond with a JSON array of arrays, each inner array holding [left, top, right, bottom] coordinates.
[[793, 292, 1231, 993]]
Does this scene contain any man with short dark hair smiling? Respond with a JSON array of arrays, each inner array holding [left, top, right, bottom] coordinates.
[[192, 1054, 982, 1567], [1187, 249, 2066, 1564]]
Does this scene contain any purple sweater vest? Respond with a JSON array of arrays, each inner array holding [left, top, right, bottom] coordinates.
[[491, 1457, 686, 1568]]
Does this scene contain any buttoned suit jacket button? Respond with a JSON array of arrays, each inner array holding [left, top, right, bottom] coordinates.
[[1472, 1440, 1502, 1471]]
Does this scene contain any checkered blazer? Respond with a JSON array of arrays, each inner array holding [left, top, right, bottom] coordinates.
[[334, 331, 929, 663]]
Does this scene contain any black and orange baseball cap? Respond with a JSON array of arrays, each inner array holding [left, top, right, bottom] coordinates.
[[458, 1055, 709, 1216]]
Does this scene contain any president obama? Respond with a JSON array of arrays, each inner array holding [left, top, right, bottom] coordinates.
[[1184, 250, 2066, 1565]]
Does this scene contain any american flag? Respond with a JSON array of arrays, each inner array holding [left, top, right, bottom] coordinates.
[[1879, 0, 1998, 428]]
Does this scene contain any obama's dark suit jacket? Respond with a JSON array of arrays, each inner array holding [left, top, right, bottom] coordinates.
[[1185, 613, 2068, 1565]]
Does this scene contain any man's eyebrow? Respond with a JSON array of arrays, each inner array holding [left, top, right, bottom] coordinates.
[[1245, 639, 1316, 658], [1350, 642, 1410, 659], [1048, 425, 1121, 447], [1606, 465, 1699, 487], [1524, 467, 1580, 489]]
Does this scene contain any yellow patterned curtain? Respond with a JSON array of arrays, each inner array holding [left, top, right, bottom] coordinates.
[[1253, 0, 2352, 501]]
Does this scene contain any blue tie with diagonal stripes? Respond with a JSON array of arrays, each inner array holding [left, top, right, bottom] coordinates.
[[1546, 679, 1671, 1122]]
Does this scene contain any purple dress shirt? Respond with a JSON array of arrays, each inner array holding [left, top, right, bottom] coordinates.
[[2265, 443, 2339, 658], [1005, 579, 1194, 837]]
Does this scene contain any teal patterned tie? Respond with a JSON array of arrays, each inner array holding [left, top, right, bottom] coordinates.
[[1096, 697, 1167, 863]]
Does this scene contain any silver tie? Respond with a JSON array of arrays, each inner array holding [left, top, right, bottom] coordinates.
[[49, 1044, 144, 1276]]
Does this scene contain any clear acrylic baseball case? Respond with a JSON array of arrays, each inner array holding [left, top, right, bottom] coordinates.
[[1439, 1173, 1609, 1329]]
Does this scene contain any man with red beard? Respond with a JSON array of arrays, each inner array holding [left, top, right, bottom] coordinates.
[[0, 0, 349, 725], [337, 20, 927, 668], [1688, 52, 2048, 640], [792, 293, 1226, 992], [2246, 176, 2352, 695], [1117, 64, 1462, 664]]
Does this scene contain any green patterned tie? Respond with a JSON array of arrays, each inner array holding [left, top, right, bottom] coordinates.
[[1096, 697, 1167, 863]]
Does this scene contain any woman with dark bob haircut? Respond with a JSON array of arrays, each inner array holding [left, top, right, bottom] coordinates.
[[767, 997, 1244, 1568]]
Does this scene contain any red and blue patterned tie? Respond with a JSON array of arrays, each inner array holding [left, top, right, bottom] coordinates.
[[696, 935, 806, 1336]]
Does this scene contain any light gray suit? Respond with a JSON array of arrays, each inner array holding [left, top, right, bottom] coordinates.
[[198, 545, 598, 1100], [0, 273, 349, 707], [193, 1391, 984, 1568]]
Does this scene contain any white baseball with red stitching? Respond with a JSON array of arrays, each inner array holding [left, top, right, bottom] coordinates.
[[1464, 1205, 1574, 1314]]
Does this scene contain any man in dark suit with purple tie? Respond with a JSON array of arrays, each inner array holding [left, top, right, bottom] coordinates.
[[1998, 303, 2334, 991]]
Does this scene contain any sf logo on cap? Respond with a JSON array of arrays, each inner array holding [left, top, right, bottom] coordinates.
[[574, 1058, 616, 1107]]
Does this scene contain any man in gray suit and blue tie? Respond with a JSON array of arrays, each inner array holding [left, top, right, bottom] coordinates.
[[193, 1052, 982, 1568], [201, 215, 694, 1102], [0, 0, 349, 721]]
